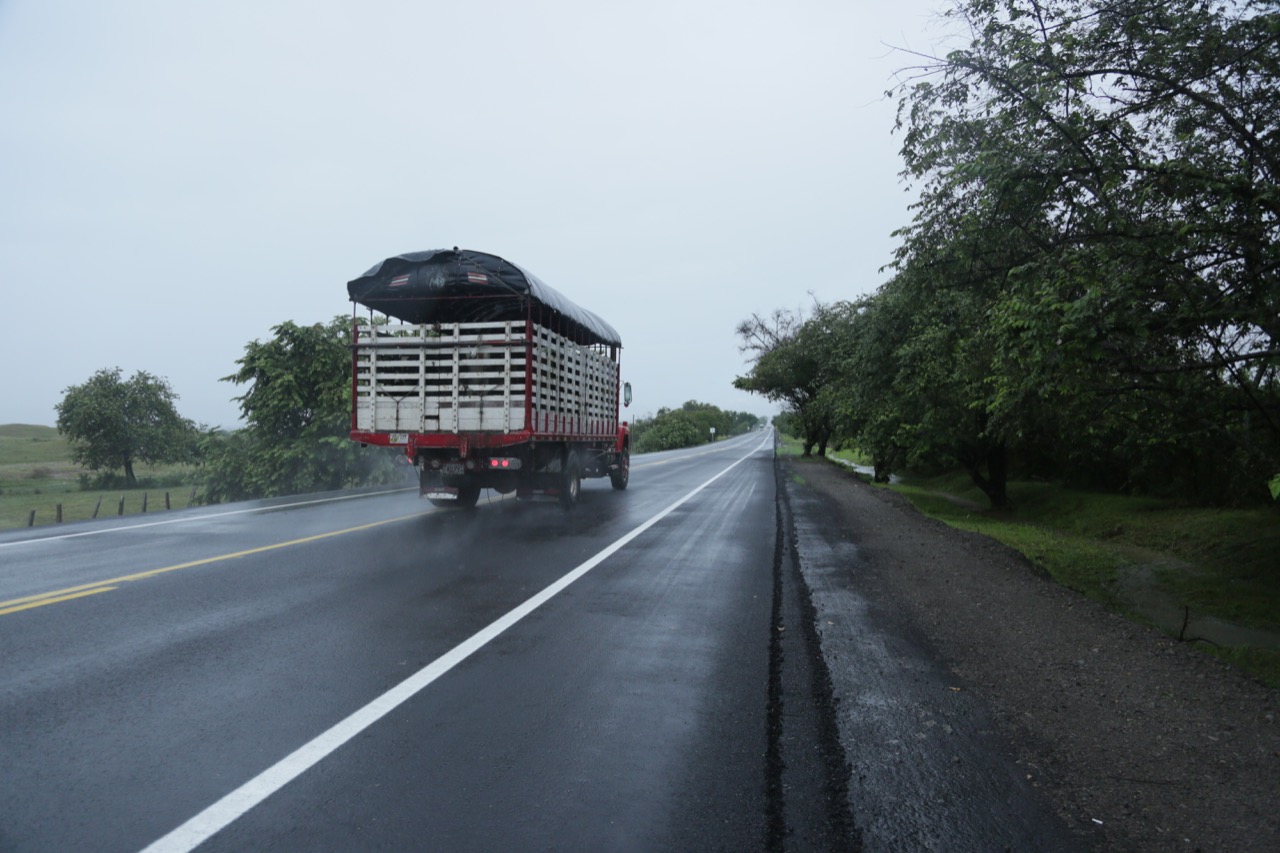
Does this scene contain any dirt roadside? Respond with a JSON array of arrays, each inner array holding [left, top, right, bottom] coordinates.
[[782, 456, 1279, 853]]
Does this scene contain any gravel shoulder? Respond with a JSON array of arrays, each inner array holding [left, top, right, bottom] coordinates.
[[781, 456, 1280, 853]]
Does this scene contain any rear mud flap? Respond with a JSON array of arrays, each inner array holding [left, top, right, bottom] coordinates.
[[423, 487, 460, 501]]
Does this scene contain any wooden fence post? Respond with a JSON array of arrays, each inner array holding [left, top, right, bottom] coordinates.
[[142, 493, 148, 513], [27, 510, 35, 527], [165, 492, 171, 510], [118, 496, 125, 516], [56, 504, 63, 523], [93, 496, 103, 519]]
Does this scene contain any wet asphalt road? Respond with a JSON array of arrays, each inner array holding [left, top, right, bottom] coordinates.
[[777, 465, 1081, 852], [1, 433, 796, 852], [2, 432, 1076, 852]]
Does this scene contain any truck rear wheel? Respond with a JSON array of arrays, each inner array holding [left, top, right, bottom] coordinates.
[[559, 452, 581, 509]]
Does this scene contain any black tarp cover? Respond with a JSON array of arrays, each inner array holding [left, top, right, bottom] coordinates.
[[347, 248, 621, 348]]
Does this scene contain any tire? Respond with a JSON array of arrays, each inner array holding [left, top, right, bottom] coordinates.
[[559, 451, 581, 509], [610, 449, 630, 491]]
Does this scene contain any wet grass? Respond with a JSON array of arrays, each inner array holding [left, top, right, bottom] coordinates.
[[775, 435, 870, 467], [885, 469, 1280, 687], [891, 485, 1137, 610], [0, 423, 72, 465], [826, 446, 872, 467], [0, 424, 201, 529], [893, 476, 1280, 626], [775, 433, 1280, 686], [775, 435, 806, 457]]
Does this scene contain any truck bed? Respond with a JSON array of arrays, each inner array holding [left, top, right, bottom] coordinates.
[[352, 319, 619, 445]]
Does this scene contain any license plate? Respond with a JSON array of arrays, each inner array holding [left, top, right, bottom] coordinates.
[[443, 463, 465, 475], [389, 432, 409, 444]]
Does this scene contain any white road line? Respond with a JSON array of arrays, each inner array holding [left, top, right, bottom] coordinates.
[[137, 433, 773, 853], [0, 489, 417, 549]]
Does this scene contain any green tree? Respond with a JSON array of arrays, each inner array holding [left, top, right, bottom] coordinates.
[[891, 0, 1280, 503], [824, 294, 910, 483], [631, 402, 759, 452], [201, 317, 402, 501], [676, 400, 730, 441], [734, 304, 850, 456], [633, 408, 704, 453], [55, 367, 196, 487], [771, 410, 800, 439], [728, 410, 763, 434], [810, 273, 1015, 506]]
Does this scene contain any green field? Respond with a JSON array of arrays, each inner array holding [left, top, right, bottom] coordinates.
[[776, 434, 1280, 687], [0, 424, 200, 529]]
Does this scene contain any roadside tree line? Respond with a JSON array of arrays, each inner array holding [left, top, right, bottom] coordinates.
[[56, 317, 403, 504], [737, 0, 1279, 508], [628, 402, 761, 453]]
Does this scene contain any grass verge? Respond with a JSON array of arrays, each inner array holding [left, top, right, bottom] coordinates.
[[882, 468, 1280, 688], [779, 437, 1280, 686], [0, 424, 201, 530]]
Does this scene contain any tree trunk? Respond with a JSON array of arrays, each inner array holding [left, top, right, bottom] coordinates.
[[124, 457, 137, 488], [987, 442, 1009, 509], [873, 452, 895, 483], [966, 442, 1009, 510]]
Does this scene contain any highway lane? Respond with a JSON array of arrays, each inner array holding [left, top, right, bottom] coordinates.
[[1, 432, 788, 852]]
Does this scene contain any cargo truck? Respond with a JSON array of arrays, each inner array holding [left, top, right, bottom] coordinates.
[[347, 248, 630, 508]]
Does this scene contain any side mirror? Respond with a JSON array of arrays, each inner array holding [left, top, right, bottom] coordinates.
[[623, 382, 633, 407]]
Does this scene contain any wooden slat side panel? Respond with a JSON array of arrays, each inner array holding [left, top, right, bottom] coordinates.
[[529, 327, 617, 435], [357, 320, 615, 437], [355, 320, 530, 434]]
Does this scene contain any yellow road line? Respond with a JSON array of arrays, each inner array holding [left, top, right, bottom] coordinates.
[[0, 511, 431, 617], [0, 587, 117, 616]]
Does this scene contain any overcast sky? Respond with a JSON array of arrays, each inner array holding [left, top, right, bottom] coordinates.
[[1, 0, 954, 429]]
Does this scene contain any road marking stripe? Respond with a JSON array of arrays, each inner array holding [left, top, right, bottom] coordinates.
[[0, 587, 117, 616], [633, 439, 746, 469], [0, 512, 431, 617], [138, 433, 774, 853], [0, 488, 419, 549]]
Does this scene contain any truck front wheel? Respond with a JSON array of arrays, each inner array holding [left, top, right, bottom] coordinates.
[[610, 449, 629, 491], [560, 452, 581, 509]]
